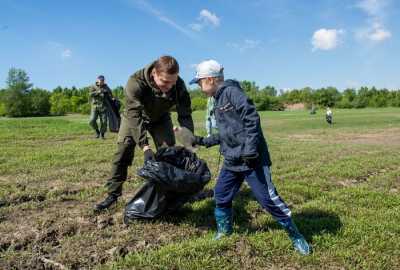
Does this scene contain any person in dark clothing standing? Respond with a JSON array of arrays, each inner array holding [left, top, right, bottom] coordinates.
[[89, 75, 113, 139], [191, 59, 311, 255], [94, 56, 194, 211]]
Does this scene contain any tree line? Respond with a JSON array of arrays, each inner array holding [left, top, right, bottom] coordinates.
[[1, 68, 400, 117]]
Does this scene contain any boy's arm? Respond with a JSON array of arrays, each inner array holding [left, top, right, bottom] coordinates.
[[229, 87, 260, 157]]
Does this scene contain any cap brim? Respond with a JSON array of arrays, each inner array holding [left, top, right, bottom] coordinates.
[[189, 78, 200, 85]]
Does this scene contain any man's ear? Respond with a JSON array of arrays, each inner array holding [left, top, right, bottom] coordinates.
[[151, 68, 157, 78]]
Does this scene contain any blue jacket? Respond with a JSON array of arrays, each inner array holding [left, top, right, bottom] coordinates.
[[203, 80, 272, 171]]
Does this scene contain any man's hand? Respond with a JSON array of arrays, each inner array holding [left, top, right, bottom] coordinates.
[[242, 153, 259, 169], [143, 146, 155, 163]]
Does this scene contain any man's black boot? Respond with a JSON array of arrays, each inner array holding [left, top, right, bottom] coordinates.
[[100, 133, 105, 139], [95, 129, 100, 139], [94, 195, 118, 211]]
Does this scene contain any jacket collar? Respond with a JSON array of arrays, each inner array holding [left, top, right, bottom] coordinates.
[[214, 79, 241, 99]]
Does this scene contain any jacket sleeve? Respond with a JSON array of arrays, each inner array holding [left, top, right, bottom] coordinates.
[[176, 79, 194, 133], [202, 133, 221, 147], [229, 87, 260, 157], [124, 77, 149, 148]]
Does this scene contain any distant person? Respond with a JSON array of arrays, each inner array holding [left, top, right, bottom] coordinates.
[[89, 75, 113, 139], [310, 104, 316, 115], [190, 59, 310, 255], [326, 107, 333, 125], [94, 56, 194, 211], [205, 97, 218, 137]]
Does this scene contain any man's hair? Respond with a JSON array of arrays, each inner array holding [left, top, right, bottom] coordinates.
[[97, 75, 105, 80], [154, 55, 179, 75]]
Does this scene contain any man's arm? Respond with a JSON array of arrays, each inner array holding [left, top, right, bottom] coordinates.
[[124, 77, 149, 149], [176, 79, 194, 133]]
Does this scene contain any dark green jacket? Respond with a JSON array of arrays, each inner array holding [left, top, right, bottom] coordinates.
[[124, 62, 194, 148], [89, 83, 113, 109]]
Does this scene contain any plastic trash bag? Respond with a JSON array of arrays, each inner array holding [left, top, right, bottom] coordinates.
[[124, 146, 211, 222], [105, 95, 121, 132]]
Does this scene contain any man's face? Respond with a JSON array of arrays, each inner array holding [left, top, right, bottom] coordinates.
[[198, 77, 218, 97], [96, 78, 105, 86], [152, 70, 178, 93]]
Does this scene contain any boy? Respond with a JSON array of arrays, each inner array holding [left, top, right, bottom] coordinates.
[[191, 60, 310, 255]]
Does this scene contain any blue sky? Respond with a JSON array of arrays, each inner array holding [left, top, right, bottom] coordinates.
[[0, 0, 399, 91]]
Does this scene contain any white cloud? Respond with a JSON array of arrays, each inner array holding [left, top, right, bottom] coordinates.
[[311, 28, 344, 51], [355, 0, 392, 43], [188, 9, 220, 32], [189, 23, 203, 32], [369, 27, 391, 41], [199, 9, 220, 27], [47, 41, 72, 60], [227, 39, 261, 52], [356, 0, 387, 16], [126, 0, 195, 38], [61, 49, 72, 59], [357, 21, 392, 41]]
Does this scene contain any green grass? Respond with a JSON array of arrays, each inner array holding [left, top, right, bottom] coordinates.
[[0, 108, 400, 269]]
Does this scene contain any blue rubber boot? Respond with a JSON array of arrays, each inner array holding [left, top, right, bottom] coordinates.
[[214, 207, 233, 240], [277, 218, 311, 255]]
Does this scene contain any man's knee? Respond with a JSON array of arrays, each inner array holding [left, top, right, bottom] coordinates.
[[89, 116, 96, 125], [89, 113, 98, 124], [113, 137, 135, 166]]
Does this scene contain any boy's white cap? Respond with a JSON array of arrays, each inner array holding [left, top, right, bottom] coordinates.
[[190, 59, 224, 84]]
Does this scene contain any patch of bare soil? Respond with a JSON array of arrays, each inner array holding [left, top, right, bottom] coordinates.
[[336, 169, 387, 187], [289, 128, 400, 146], [0, 194, 206, 270]]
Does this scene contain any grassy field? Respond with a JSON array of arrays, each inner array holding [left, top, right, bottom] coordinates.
[[0, 108, 399, 269]]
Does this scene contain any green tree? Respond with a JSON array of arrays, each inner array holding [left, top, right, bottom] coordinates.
[[0, 89, 6, 116], [29, 88, 51, 116], [261, 85, 277, 97], [4, 68, 33, 117], [6, 68, 33, 91], [50, 92, 71, 115], [191, 97, 207, 111], [240, 80, 259, 96], [314, 87, 341, 107], [337, 88, 356, 108]]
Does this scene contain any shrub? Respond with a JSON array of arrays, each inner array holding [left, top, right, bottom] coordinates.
[[50, 92, 71, 115], [29, 88, 51, 116], [191, 97, 207, 111]]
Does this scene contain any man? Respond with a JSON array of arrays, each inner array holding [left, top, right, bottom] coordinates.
[[94, 56, 194, 211], [89, 75, 113, 139], [191, 60, 311, 255], [326, 107, 333, 125], [310, 103, 316, 115]]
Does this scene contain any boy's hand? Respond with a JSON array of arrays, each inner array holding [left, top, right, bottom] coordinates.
[[192, 136, 205, 147]]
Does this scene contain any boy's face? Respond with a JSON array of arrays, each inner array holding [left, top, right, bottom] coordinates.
[[198, 77, 218, 97]]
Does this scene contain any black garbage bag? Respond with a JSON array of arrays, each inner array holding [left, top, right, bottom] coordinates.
[[124, 146, 211, 221], [105, 95, 121, 132]]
